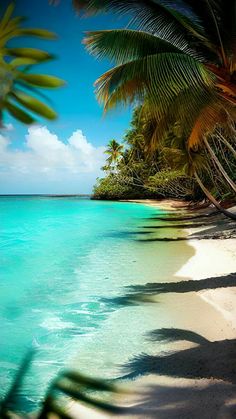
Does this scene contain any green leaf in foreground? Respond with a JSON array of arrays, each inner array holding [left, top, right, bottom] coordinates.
[[5, 101, 36, 124], [10, 91, 57, 119], [18, 73, 66, 88], [0, 350, 34, 416], [5, 48, 53, 62]]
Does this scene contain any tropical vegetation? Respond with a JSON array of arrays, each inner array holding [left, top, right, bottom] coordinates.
[[0, 3, 64, 126], [93, 106, 200, 200], [1, 0, 236, 416], [74, 0, 236, 218], [0, 351, 122, 418], [93, 105, 236, 216]]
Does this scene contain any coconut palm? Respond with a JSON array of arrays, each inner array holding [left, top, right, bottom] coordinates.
[[0, 3, 65, 125], [71, 0, 236, 213], [73, 1, 236, 146], [105, 139, 123, 170]]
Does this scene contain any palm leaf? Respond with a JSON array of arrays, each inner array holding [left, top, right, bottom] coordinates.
[[9, 58, 38, 68], [60, 370, 119, 393], [84, 29, 192, 64], [5, 101, 36, 124], [187, 102, 229, 149], [74, 0, 207, 54], [94, 53, 214, 111], [9, 90, 57, 119], [0, 351, 34, 416], [176, 0, 223, 47], [0, 2, 65, 124], [5, 48, 53, 62], [55, 382, 123, 414], [0, 3, 15, 30], [17, 28, 57, 40], [17, 73, 65, 88], [140, 86, 219, 152]]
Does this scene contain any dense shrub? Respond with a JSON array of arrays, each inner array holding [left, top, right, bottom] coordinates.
[[92, 174, 158, 200]]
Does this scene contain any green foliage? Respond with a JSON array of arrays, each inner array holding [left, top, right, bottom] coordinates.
[[78, 0, 236, 149], [147, 169, 198, 199], [0, 3, 65, 125], [104, 139, 123, 170], [74, 0, 236, 212], [93, 106, 236, 203], [93, 174, 143, 200], [0, 352, 124, 418], [93, 107, 201, 200]]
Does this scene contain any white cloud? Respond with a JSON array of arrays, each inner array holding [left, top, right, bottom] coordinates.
[[0, 125, 106, 193]]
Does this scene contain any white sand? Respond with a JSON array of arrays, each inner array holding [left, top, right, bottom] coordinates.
[[69, 204, 236, 418], [177, 239, 236, 332]]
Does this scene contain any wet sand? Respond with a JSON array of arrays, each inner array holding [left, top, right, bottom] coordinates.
[[69, 203, 236, 418]]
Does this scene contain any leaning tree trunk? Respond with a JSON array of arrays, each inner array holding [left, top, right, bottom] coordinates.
[[216, 132, 236, 159], [194, 171, 236, 221], [203, 138, 236, 194]]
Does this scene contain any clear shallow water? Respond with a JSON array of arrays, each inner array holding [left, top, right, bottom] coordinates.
[[0, 196, 193, 410]]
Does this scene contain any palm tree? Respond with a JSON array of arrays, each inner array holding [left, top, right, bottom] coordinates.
[[162, 140, 236, 220], [73, 1, 236, 145], [0, 3, 64, 125], [105, 139, 123, 171], [72, 0, 236, 213]]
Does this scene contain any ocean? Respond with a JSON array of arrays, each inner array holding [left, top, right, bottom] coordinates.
[[0, 196, 193, 410]]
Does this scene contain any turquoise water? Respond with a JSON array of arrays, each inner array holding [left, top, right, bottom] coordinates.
[[0, 196, 191, 410]]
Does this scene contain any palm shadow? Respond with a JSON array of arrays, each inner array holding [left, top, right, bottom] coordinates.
[[121, 382, 236, 418], [102, 272, 236, 307], [137, 210, 235, 242], [121, 327, 236, 384], [116, 328, 236, 417]]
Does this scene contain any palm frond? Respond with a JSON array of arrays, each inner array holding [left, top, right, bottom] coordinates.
[[16, 73, 65, 88], [8, 90, 57, 120], [84, 29, 184, 64], [75, 0, 209, 56], [5, 48, 53, 62], [140, 86, 219, 153], [94, 53, 214, 112], [187, 102, 229, 149], [175, 0, 223, 48], [5, 101, 36, 124], [0, 2, 64, 124], [0, 351, 34, 416]]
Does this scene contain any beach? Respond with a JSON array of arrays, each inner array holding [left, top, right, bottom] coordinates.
[[1, 196, 236, 417], [70, 201, 236, 418]]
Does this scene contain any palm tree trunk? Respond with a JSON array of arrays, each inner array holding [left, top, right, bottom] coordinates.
[[216, 132, 236, 159], [194, 171, 236, 220], [203, 137, 236, 193]]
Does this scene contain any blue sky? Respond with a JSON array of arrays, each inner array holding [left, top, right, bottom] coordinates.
[[0, 0, 131, 194]]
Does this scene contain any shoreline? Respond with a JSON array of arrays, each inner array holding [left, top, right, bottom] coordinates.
[[140, 199, 236, 331], [70, 200, 236, 418], [179, 238, 236, 331], [120, 198, 191, 210]]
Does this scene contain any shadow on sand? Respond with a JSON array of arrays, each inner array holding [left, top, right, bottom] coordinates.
[[116, 328, 236, 418], [102, 272, 236, 307], [122, 329, 236, 383], [121, 382, 236, 418]]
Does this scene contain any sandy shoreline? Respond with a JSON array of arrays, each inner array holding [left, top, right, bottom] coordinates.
[[121, 198, 190, 210], [178, 239, 236, 332], [126, 199, 236, 329], [70, 200, 236, 418]]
